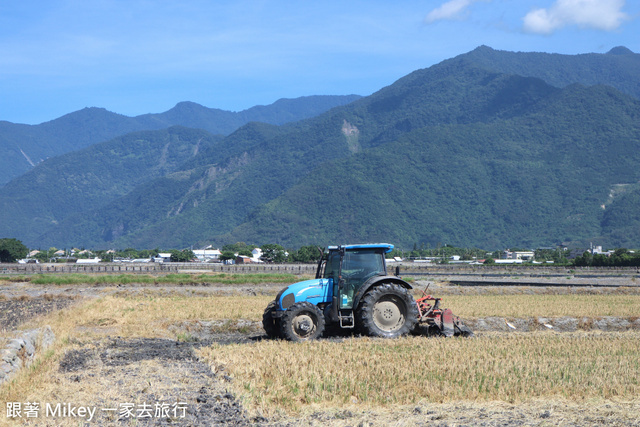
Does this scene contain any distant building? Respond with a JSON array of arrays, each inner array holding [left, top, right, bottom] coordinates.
[[494, 259, 523, 264], [76, 257, 101, 264], [153, 253, 172, 263], [236, 255, 252, 264], [590, 244, 614, 256], [502, 250, 535, 261], [193, 248, 222, 262]]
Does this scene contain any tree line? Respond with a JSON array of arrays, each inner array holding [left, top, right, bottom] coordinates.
[[573, 249, 640, 267], [2, 238, 639, 267]]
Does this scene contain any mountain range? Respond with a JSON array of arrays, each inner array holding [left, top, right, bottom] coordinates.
[[1, 46, 639, 250], [0, 95, 361, 185]]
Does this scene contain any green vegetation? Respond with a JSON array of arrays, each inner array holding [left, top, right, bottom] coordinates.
[[464, 45, 640, 99], [6, 272, 306, 286], [0, 126, 221, 246], [573, 248, 640, 267], [0, 238, 28, 262], [260, 244, 287, 263], [170, 249, 196, 262]]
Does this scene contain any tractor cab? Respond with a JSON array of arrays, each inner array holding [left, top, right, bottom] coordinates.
[[317, 244, 391, 310]]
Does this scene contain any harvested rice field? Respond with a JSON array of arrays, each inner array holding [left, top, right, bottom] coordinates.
[[1, 276, 639, 426]]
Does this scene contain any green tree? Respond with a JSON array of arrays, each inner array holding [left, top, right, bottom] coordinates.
[[170, 249, 195, 262], [222, 242, 256, 255], [260, 244, 287, 263], [219, 250, 236, 261], [0, 238, 28, 263], [290, 245, 322, 263], [573, 251, 593, 267]]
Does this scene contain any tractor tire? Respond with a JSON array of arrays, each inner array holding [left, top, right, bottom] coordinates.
[[262, 300, 282, 339], [280, 302, 325, 342], [357, 283, 419, 338]]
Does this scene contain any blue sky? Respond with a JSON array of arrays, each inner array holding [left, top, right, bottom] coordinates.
[[1, 0, 638, 124]]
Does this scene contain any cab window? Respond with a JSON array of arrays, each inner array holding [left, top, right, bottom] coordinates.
[[323, 251, 341, 281], [341, 250, 385, 282]]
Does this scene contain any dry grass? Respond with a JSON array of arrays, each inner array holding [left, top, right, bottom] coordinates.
[[437, 294, 640, 318], [22, 294, 273, 338], [2, 291, 640, 423], [197, 331, 640, 415]]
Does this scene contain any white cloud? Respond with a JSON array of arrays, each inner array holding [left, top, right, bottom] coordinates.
[[523, 0, 629, 34], [425, 0, 477, 23]]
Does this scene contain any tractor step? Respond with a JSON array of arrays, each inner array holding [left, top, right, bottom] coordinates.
[[339, 311, 355, 328]]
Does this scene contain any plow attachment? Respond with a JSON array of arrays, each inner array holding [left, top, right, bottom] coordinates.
[[415, 289, 473, 337]]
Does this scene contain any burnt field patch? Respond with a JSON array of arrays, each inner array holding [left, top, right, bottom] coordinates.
[[0, 295, 78, 331], [55, 337, 254, 425]]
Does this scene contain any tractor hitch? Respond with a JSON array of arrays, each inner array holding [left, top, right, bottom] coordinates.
[[415, 287, 473, 337]]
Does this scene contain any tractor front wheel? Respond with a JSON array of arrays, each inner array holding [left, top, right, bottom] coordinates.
[[358, 283, 418, 338], [280, 302, 325, 342], [262, 300, 282, 339]]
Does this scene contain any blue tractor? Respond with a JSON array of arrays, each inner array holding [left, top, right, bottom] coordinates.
[[263, 243, 420, 341]]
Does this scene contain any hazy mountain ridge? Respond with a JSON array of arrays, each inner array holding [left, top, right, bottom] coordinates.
[[0, 95, 361, 185]]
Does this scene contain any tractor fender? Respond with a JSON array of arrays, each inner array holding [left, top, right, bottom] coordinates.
[[352, 275, 413, 310]]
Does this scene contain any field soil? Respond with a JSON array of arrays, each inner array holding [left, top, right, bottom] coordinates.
[[1, 280, 639, 426]]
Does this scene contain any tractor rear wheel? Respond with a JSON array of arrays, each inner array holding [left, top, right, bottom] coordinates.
[[280, 302, 325, 342], [357, 283, 418, 338], [262, 300, 282, 339]]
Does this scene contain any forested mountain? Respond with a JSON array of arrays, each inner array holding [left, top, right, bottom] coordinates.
[[0, 127, 222, 245], [3, 46, 639, 250], [0, 95, 360, 185], [462, 45, 640, 99], [223, 84, 640, 249]]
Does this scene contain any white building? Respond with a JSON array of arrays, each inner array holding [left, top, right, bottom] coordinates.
[[502, 250, 535, 261], [77, 257, 101, 264], [153, 253, 173, 263], [251, 248, 263, 259], [193, 248, 222, 262]]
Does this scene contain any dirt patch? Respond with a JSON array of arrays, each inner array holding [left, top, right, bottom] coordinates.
[[271, 400, 640, 426], [56, 337, 253, 425], [466, 316, 640, 332], [0, 295, 78, 332], [419, 281, 640, 295]]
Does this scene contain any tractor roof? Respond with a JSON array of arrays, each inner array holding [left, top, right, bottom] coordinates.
[[327, 243, 394, 253]]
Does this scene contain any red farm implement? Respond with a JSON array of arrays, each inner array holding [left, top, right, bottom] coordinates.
[[415, 287, 473, 337]]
